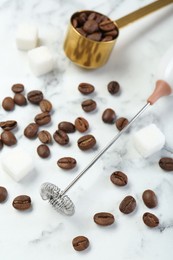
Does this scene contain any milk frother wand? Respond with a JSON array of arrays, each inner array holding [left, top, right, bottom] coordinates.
[[40, 47, 173, 216]]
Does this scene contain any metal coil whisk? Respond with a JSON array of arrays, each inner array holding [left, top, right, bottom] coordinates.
[[40, 182, 75, 216]]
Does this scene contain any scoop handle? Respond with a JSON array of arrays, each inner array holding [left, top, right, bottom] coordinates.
[[147, 46, 173, 105], [115, 0, 173, 29]]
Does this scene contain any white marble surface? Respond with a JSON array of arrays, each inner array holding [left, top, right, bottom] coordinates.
[[0, 0, 173, 259]]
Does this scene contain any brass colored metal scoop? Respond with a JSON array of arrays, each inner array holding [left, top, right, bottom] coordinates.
[[64, 0, 173, 69]]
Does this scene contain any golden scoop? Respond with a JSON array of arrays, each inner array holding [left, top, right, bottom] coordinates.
[[64, 0, 173, 69]]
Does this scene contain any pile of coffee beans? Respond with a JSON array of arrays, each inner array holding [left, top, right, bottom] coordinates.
[[72, 11, 119, 42]]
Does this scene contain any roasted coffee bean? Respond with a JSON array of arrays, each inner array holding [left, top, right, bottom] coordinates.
[[24, 123, 39, 139], [72, 236, 89, 251], [94, 212, 115, 226], [76, 27, 87, 37], [13, 93, 27, 106], [78, 12, 87, 25], [101, 35, 113, 42], [110, 171, 128, 186], [87, 32, 102, 41], [78, 82, 95, 95], [107, 81, 120, 94], [2, 97, 15, 111], [27, 90, 43, 104], [102, 108, 116, 124], [37, 144, 50, 158], [78, 134, 96, 150], [0, 186, 8, 203], [119, 195, 136, 214], [53, 129, 69, 145], [104, 29, 119, 38], [1, 130, 17, 146], [143, 212, 159, 228], [12, 195, 31, 210], [38, 130, 52, 144], [83, 19, 99, 34], [159, 157, 173, 171], [75, 117, 89, 133], [99, 20, 116, 32], [11, 83, 24, 93], [39, 99, 52, 113], [58, 121, 76, 133], [142, 190, 158, 208], [0, 120, 17, 130], [115, 117, 129, 131], [81, 99, 96, 112], [34, 112, 51, 126], [57, 157, 77, 170]]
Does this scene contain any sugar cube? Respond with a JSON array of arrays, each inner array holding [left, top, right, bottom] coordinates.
[[1, 148, 34, 181], [133, 124, 165, 157], [28, 46, 54, 76], [16, 24, 38, 50]]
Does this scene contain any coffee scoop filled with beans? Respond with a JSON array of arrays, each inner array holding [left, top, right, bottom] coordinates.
[[63, 0, 172, 69]]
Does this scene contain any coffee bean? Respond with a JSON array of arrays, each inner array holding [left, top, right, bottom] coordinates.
[[76, 28, 87, 37], [78, 12, 87, 25], [58, 121, 76, 133], [94, 212, 115, 226], [27, 90, 43, 104], [119, 195, 136, 214], [115, 117, 129, 131], [38, 130, 52, 144], [75, 117, 89, 133], [99, 20, 116, 32], [57, 157, 77, 170], [13, 93, 27, 106], [53, 129, 69, 145], [102, 108, 116, 124], [81, 99, 96, 112], [34, 112, 51, 126], [37, 144, 50, 158], [87, 32, 102, 41], [72, 236, 89, 251], [107, 81, 120, 94], [101, 35, 113, 42], [104, 30, 119, 38], [72, 18, 78, 28], [78, 83, 95, 95], [83, 19, 99, 34], [110, 171, 128, 186], [11, 83, 24, 93], [24, 123, 39, 139], [159, 157, 173, 171], [1, 130, 17, 146], [143, 212, 159, 228], [0, 120, 17, 130], [2, 97, 15, 111], [39, 99, 52, 113], [142, 190, 158, 208], [78, 134, 96, 150], [0, 186, 8, 203], [12, 195, 31, 210]]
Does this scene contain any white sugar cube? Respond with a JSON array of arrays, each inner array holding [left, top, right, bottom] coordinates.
[[16, 24, 38, 50], [133, 124, 165, 157], [28, 46, 54, 76], [1, 148, 34, 182]]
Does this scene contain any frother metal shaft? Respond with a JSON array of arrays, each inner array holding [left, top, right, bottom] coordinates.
[[61, 102, 150, 196]]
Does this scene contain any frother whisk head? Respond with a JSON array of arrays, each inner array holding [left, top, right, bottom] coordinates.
[[40, 182, 75, 216]]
